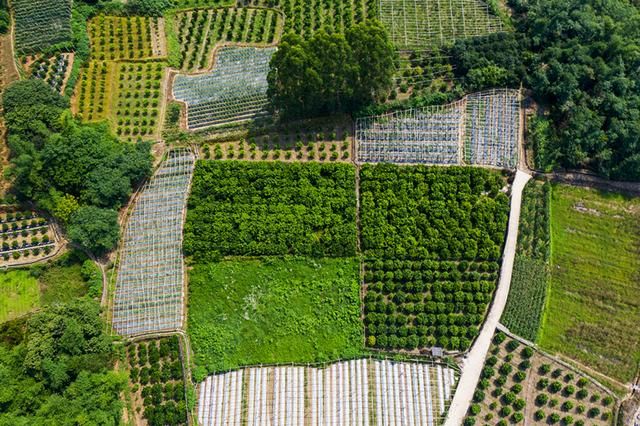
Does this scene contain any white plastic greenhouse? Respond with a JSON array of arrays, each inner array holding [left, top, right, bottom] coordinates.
[[197, 359, 458, 425]]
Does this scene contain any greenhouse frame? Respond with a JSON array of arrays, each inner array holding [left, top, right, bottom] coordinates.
[[356, 89, 520, 169], [173, 47, 276, 130], [112, 148, 196, 337]]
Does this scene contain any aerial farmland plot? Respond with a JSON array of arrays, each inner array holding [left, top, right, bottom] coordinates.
[[378, 0, 504, 48], [196, 359, 457, 425], [356, 89, 521, 168], [12, 0, 72, 53], [88, 15, 166, 61], [172, 46, 275, 129], [175, 7, 283, 72]]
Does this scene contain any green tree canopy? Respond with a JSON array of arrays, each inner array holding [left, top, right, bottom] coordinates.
[[268, 21, 396, 119], [68, 206, 120, 256]]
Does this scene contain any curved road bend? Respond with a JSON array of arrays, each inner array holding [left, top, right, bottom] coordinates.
[[445, 170, 532, 426]]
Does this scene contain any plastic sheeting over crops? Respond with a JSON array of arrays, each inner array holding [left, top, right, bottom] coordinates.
[[173, 47, 276, 130], [112, 149, 195, 337], [197, 359, 458, 425]]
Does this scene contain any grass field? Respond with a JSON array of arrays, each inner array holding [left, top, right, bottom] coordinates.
[[39, 262, 87, 306], [187, 257, 363, 378], [0, 271, 39, 323], [539, 184, 640, 383]]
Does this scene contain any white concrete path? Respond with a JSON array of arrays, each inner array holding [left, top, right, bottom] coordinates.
[[444, 170, 532, 426]]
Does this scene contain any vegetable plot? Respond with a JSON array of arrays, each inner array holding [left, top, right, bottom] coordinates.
[[173, 47, 275, 129], [12, 0, 72, 53]]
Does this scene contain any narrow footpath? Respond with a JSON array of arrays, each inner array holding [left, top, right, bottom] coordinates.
[[444, 169, 532, 426]]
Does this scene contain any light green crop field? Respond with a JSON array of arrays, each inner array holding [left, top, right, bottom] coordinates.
[[188, 257, 363, 379], [0, 271, 40, 323], [539, 184, 640, 383]]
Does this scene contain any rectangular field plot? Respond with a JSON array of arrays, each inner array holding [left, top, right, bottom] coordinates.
[[176, 8, 283, 71], [379, 0, 503, 48], [173, 47, 275, 129], [275, 0, 373, 37], [356, 89, 520, 169], [112, 149, 195, 337], [197, 359, 457, 425], [75, 61, 114, 122], [88, 15, 166, 61], [113, 61, 165, 138], [12, 0, 72, 53], [355, 101, 464, 165], [465, 90, 520, 168]]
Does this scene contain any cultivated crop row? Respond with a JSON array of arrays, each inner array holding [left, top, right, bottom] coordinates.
[[88, 15, 165, 61], [173, 47, 275, 129], [244, 0, 376, 36], [197, 359, 457, 425], [360, 165, 510, 352], [356, 89, 520, 169], [501, 181, 551, 341], [12, 0, 72, 53], [0, 210, 56, 264], [176, 7, 282, 71]]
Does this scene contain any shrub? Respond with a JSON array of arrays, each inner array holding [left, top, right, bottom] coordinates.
[[534, 409, 545, 420], [519, 360, 531, 370], [587, 407, 600, 418], [463, 417, 476, 426], [502, 392, 516, 405], [550, 381, 562, 393], [495, 375, 507, 386], [577, 377, 588, 387], [521, 346, 533, 358], [576, 404, 585, 414], [469, 404, 481, 415], [482, 367, 495, 379], [473, 390, 484, 403], [549, 398, 558, 407], [513, 398, 525, 411], [500, 406, 511, 417], [602, 395, 614, 406], [563, 385, 575, 396], [574, 421, 584, 426], [576, 389, 588, 399], [511, 383, 522, 394], [537, 378, 549, 389], [478, 378, 490, 390], [486, 355, 498, 366], [511, 412, 524, 423], [484, 413, 493, 421], [513, 371, 526, 382], [535, 393, 549, 406], [506, 339, 520, 352], [562, 416, 574, 425], [493, 332, 506, 345], [499, 364, 512, 375], [497, 421, 507, 426], [492, 387, 503, 397], [562, 401, 574, 411], [549, 413, 561, 424], [552, 368, 563, 378]]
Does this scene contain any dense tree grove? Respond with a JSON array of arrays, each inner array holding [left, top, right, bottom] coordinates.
[[184, 161, 357, 260], [447, 0, 640, 180], [268, 21, 396, 119], [0, 299, 126, 424], [1, 80, 152, 255], [360, 164, 510, 352], [360, 164, 509, 260]]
